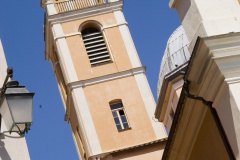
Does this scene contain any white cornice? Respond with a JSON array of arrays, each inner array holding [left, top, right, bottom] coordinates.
[[225, 77, 240, 84], [44, 1, 123, 60], [187, 33, 240, 101], [53, 22, 127, 41], [47, 1, 123, 24], [68, 66, 146, 90]]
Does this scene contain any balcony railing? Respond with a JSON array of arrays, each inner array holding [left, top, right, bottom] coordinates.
[[55, 0, 107, 13]]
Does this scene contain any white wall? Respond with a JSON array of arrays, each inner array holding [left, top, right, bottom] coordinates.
[[0, 40, 7, 86], [171, 0, 240, 52], [0, 40, 31, 160]]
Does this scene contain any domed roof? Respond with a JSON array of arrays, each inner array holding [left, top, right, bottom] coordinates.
[[157, 26, 191, 96]]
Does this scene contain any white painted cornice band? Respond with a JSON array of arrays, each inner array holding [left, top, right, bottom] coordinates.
[[53, 22, 127, 41], [54, 32, 81, 41], [47, 1, 123, 24], [46, 1, 53, 5], [68, 66, 146, 90], [225, 77, 240, 84], [101, 22, 127, 31]]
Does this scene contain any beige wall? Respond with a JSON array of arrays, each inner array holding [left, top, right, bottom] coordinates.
[[46, 2, 167, 159], [84, 76, 157, 152], [171, 0, 240, 52], [189, 109, 230, 160], [61, 13, 133, 81], [108, 142, 165, 160], [214, 83, 240, 159]]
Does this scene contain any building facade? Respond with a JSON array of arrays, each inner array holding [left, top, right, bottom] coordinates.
[[0, 40, 30, 160], [41, 0, 167, 159], [156, 0, 240, 159]]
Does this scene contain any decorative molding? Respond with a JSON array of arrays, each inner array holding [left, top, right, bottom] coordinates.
[[134, 73, 168, 139], [47, 1, 123, 24], [101, 22, 127, 31], [68, 66, 146, 89], [225, 77, 240, 84], [52, 23, 78, 83], [46, 2, 57, 16], [44, 1, 123, 60], [113, 10, 141, 68], [53, 22, 127, 41], [71, 88, 102, 156], [54, 32, 81, 41]]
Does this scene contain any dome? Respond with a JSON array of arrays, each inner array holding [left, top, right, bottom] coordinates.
[[157, 26, 191, 96]]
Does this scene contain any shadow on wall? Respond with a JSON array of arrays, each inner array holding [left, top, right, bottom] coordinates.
[[215, 85, 240, 158], [0, 134, 12, 160]]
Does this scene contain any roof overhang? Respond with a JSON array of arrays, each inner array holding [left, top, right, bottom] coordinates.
[[155, 62, 188, 121], [162, 32, 240, 159]]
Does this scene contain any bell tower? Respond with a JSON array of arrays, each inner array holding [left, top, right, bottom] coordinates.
[[41, 0, 167, 159]]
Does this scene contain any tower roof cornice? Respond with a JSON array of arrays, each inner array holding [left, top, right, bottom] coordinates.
[[43, 0, 123, 60], [46, 1, 123, 24]]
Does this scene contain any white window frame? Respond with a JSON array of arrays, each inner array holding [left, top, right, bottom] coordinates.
[[110, 102, 130, 131]]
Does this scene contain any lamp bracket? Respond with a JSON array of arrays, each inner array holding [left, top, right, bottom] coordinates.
[[0, 67, 14, 97]]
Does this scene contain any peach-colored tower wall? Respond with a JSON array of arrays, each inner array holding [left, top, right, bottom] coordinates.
[[41, 0, 167, 159]]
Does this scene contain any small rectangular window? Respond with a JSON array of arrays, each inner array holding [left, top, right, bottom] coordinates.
[[110, 102, 130, 131]]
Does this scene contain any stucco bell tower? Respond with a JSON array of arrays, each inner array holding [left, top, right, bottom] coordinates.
[[41, 0, 167, 160]]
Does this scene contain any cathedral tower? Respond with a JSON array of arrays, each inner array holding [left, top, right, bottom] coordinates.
[[41, 0, 167, 159]]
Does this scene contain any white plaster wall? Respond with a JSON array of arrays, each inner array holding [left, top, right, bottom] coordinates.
[[173, 0, 240, 51], [197, 0, 240, 35], [108, 0, 119, 2], [0, 40, 31, 160], [0, 40, 7, 85], [229, 83, 240, 111]]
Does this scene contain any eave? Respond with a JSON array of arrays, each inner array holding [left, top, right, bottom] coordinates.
[[155, 62, 188, 121], [162, 32, 240, 159]]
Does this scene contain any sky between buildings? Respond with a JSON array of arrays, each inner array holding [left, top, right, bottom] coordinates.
[[0, 1, 180, 159]]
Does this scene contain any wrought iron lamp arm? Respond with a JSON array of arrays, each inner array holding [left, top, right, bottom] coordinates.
[[0, 67, 13, 97]]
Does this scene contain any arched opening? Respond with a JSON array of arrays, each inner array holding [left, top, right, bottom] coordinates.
[[81, 27, 111, 66]]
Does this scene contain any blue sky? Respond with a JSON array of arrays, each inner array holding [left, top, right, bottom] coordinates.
[[0, 1, 180, 159]]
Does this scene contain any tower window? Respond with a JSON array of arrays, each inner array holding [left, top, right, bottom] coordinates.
[[110, 101, 130, 131], [82, 27, 111, 66]]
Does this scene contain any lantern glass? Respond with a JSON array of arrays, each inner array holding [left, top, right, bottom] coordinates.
[[0, 86, 34, 135], [0, 98, 14, 132], [6, 94, 33, 123]]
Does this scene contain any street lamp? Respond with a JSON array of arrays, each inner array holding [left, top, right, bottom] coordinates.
[[0, 67, 34, 136]]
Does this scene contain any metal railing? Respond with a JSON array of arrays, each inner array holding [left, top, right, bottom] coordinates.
[[55, 0, 107, 13]]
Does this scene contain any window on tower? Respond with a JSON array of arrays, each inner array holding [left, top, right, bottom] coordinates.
[[110, 100, 130, 131], [81, 27, 111, 66]]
